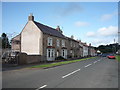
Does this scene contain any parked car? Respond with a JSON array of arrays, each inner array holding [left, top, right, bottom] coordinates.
[[107, 54, 115, 59], [2, 51, 19, 64], [101, 54, 108, 57]]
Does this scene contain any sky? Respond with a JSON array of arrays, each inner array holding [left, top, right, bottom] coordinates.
[[2, 2, 118, 47]]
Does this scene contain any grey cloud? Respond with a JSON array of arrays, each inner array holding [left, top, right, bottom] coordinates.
[[55, 3, 83, 16]]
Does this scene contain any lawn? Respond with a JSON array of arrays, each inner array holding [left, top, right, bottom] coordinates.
[[31, 57, 96, 68], [116, 55, 120, 62]]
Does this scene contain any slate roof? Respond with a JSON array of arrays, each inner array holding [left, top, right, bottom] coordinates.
[[66, 37, 79, 42], [34, 21, 66, 39]]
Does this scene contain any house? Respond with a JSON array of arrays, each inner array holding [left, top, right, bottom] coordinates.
[[11, 34, 20, 52], [11, 14, 83, 63], [80, 42, 88, 57], [11, 14, 95, 64], [88, 43, 96, 56], [67, 36, 81, 58]]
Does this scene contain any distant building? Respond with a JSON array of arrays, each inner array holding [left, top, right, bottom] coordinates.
[[88, 43, 96, 56], [11, 34, 20, 52]]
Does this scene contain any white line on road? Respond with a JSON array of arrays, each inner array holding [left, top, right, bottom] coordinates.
[[98, 60, 101, 61], [62, 69, 81, 78], [85, 64, 92, 68], [93, 61, 97, 64], [36, 85, 47, 90]]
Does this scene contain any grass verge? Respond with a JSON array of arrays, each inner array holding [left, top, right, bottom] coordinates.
[[116, 55, 120, 62], [31, 57, 96, 68]]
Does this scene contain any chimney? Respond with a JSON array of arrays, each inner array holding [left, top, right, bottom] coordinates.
[[56, 26, 60, 31], [28, 13, 34, 21], [56, 26, 63, 33], [71, 35, 74, 39], [89, 43, 91, 46]]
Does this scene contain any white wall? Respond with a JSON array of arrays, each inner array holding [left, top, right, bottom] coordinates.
[[83, 46, 88, 57], [21, 21, 43, 55]]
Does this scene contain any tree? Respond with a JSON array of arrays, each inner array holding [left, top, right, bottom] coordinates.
[[96, 43, 120, 53], [1, 33, 11, 49]]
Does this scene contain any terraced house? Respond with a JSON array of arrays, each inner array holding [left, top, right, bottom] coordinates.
[[11, 14, 95, 64]]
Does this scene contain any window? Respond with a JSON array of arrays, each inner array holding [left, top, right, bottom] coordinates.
[[57, 39, 60, 47], [62, 40, 65, 47], [48, 37, 52, 46], [70, 41, 72, 47], [13, 40, 20, 44], [74, 43, 75, 47]]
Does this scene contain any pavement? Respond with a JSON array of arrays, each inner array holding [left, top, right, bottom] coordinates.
[[2, 57, 118, 89]]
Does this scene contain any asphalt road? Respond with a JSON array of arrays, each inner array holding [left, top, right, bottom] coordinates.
[[2, 57, 118, 89]]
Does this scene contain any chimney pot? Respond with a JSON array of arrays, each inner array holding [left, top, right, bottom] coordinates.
[[28, 13, 34, 21]]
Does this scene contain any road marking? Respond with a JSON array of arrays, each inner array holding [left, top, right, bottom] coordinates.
[[98, 60, 101, 61], [85, 64, 92, 68], [62, 69, 81, 78], [36, 85, 47, 90], [93, 61, 97, 64]]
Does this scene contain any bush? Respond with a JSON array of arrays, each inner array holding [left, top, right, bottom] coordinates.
[[55, 56, 67, 61], [67, 55, 72, 58]]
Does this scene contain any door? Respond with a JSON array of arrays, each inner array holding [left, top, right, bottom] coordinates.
[[61, 49, 67, 59], [47, 49, 55, 61]]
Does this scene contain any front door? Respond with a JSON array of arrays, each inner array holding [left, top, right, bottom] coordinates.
[[47, 49, 55, 61], [61, 49, 67, 59]]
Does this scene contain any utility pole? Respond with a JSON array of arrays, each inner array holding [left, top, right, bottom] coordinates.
[[113, 39, 116, 54]]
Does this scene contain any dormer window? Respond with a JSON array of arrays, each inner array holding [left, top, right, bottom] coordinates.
[[48, 37, 53, 46]]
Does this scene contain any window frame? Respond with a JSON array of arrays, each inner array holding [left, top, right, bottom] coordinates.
[[48, 37, 53, 46], [62, 40, 65, 47]]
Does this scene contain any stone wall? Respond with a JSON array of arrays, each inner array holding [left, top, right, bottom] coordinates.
[[18, 53, 43, 64]]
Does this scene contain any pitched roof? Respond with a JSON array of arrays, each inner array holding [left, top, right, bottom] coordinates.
[[11, 34, 20, 41], [66, 37, 79, 43], [34, 21, 66, 39]]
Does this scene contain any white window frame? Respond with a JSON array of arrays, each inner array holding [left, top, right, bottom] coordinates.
[[48, 37, 53, 46], [62, 40, 65, 47], [70, 50, 72, 54], [70, 41, 72, 47], [57, 39, 60, 47]]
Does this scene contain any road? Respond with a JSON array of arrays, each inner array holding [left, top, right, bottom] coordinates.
[[2, 57, 118, 89]]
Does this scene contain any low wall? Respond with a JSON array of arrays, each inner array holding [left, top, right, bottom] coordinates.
[[27, 55, 42, 64], [18, 53, 27, 64], [18, 53, 44, 65]]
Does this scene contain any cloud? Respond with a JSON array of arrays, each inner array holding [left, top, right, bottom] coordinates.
[[100, 11, 117, 21], [86, 26, 118, 46], [101, 14, 113, 21], [91, 37, 118, 47], [97, 26, 118, 36], [75, 21, 89, 27], [86, 26, 118, 37], [86, 32, 95, 37], [56, 3, 83, 16]]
